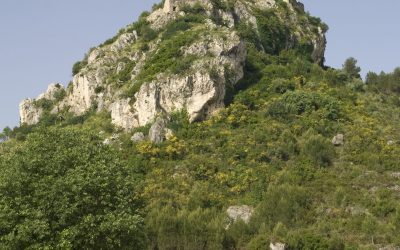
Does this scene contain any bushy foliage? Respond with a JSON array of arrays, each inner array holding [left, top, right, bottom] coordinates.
[[2, 1, 400, 249], [267, 91, 341, 121], [72, 60, 87, 76], [0, 128, 146, 248], [342, 57, 361, 79], [301, 133, 336, 167], [255, 9, 290, 55], [366, 67, 400, 94]]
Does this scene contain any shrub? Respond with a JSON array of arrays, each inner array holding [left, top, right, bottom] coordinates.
[[108, 60, 136, 86], [33, 98, 53, 110], [54, 87, 66, 102], [302, 134, 335, 167], [252, 185, 310, 229], [94, 85, 105, 94], [269, 78, 296, 94], [255, 9, 290, 55], [72, 60, 88, 76], [267, 91, 341, 121]]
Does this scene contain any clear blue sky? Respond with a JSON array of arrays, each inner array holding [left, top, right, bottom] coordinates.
[[1, 0, 399, 130]]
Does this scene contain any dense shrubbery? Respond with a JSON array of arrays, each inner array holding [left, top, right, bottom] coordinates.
[[267, 91, 341, 121], [0, 128, 146, 249], [366, 67, 400, 94], [6, 44, 400, 248], [2, 1, 400, 249]]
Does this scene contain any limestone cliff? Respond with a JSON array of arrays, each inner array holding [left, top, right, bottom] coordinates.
[[19, 0, 327, 129]]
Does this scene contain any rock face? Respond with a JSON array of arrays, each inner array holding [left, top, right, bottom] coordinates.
[[19, 0, 327, 129], [226, 205, 254, 224], [149, 117, 168, 144], [111, 99, 138, 130], [19, 99, 42, 125], [19, 83, 64, 125]]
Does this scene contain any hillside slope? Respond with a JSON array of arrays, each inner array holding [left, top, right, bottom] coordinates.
[[19, 0, 325, 130], [1, 0, 400, 249]]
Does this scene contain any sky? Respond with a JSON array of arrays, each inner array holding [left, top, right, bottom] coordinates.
[[302, 0, 400, 75], [1, 0, 400, 129]]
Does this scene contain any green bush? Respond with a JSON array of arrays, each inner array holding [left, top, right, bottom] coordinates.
[[0, 128, 146, 248], [269, 78, 296, 94], [302, 134, 336, 167], [267, 91, 341, 121], [252, 185, 310, 229], [72, 60, 88, 76], [33, 98, 53, 110], [255, 10, 290, 55], [54, 87, 66, 102]]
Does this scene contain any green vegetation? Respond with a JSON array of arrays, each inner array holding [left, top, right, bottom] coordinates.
[[72, 60, 88, 76], [33, 85, 66, 113], [2, 1, 400, 249], [4, 47, 400, 248], [124, 27, 201, 97], [0, 128, 146, 249], [343, 57, 362, 79]]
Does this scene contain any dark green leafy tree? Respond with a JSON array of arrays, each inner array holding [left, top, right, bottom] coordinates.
[[342, 57, 361, 79], [0, 127, 146, 249]]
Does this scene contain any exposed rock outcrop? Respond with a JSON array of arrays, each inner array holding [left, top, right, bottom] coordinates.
[[226, 205, 254, 224], [19, 0, 327, 130], [270, 242, 286, 250], [332, 134, 344, 146], [149, 117, 168, 144], [19, 83, 64, 125], [19, 99, 42, 125], [111, 99, 137, 130]]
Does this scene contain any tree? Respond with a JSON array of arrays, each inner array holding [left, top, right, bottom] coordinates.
[[365, 71, 379, 85], [0, 127, 12, 141], [0, 127, 146, 249], [342, 57, 361, 79]]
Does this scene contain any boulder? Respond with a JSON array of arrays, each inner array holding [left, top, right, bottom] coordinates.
[[111, 32, 137, 52], [226, 205, 254, 224], [391, 172, 400, 179], [87, 49, 104, 64], [379, 246, 400, 250], [131, 132, 145, 143], [387, 140, 395, 146], [270, 242, 286, 250], [111, 99, 138, 130], [332, 134, 344, 146], [103, 134, 119, 145]]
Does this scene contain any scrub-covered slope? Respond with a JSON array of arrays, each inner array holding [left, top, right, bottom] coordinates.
[[2, 0, 400, 249]]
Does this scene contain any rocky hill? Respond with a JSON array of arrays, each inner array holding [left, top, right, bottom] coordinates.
[[19, 0, 326, 130], [3, 0, 400, 249]]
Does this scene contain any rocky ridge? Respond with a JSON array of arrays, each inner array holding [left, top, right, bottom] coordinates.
[[19, 0, 327, 130]]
